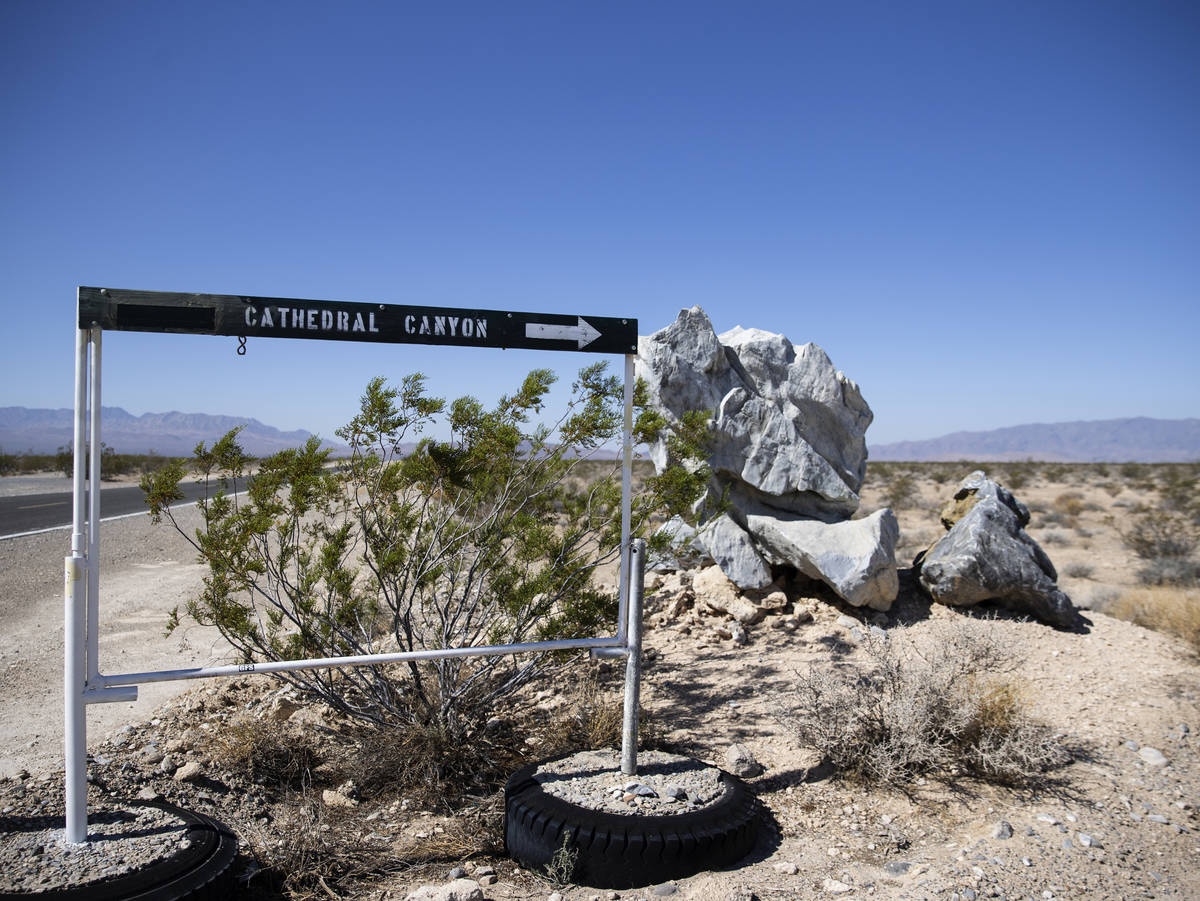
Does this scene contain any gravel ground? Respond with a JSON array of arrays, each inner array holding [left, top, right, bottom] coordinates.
[[532, 749, 727, 814], [0, 802, 192, 893]]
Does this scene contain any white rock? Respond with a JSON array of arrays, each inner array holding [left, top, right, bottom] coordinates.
[[403, 879, 484, 901], [748, 510, 900, 610], [637, 307, 889, 602], [822, 878, 853, 894], [1138, 747, 1168, 767]]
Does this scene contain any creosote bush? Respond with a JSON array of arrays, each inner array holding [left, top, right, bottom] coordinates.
[[781, 620, 1066, 785], [143, 365, 705, 744]]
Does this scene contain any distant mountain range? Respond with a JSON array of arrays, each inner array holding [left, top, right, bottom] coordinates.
[[869, 417, 1200, 463], [0, 406, 345, 457]]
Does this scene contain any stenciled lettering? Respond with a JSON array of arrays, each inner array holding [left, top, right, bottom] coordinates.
[[337, 311, 349, 331]]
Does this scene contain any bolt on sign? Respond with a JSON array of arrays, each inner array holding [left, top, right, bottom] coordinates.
[[77, 287, 638, 354]]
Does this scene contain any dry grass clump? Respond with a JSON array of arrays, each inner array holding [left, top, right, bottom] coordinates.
[[208, 716, 320, 789], [1104, 586, 1200, 652], [781, 620, 1067, 786], [241, 793, 383, 900]]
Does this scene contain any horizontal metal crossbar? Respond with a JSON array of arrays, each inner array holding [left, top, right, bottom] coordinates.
[[100, 634, 626, 687]]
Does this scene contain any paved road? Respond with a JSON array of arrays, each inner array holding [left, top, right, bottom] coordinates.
[[0, 481, 212, 537]]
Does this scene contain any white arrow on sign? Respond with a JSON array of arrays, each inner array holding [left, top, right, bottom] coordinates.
[[525, 317, 602, 349]]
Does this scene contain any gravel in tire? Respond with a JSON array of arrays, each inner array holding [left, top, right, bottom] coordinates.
[[505, 752, 761, 888]]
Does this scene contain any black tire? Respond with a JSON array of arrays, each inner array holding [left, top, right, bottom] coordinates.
[[504, 758, 760, 889], [0, 801, 237, 901]]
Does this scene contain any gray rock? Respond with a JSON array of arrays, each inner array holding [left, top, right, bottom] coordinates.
[[696, 514, 773, 589], [653, 885, 678, 896], [748, 509, 899, 609], [1077, 833, 1102, 848], [724, 743, 763, 777], [637, 308, 897, 605], [992, 821, 1013, 840], [637, 309, 871, 519], [917, 472, 1081, 628], [883, 860, 912, 876], [649, 516, 713, 573]]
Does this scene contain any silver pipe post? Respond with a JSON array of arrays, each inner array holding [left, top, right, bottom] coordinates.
[[64, 326, 89, 844], [616, 353, 634, 645], [620, 538, 646, 776], [86, 327, 101, 684]]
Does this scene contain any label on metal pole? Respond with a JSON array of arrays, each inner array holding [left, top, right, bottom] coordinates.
[[77, 287, 638, 355]]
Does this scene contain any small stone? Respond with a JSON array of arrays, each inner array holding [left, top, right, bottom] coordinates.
[[1062, 838, 1073, 850], [991, 821, 1013, 840], [652, 885, 678, 896], [883, 861, 911, 876], [321, 789, 358, 808], [1036, 813, 1059, 825], [173, 761, 204, 783], [1124, 740, 1139, 751], [1137, 747, 1168, 767], [663, 784, 686, 800], [962, 890, 977, 901], [402, 879, 483, 901], [135, 787, 162, 801], [549, 894, 564, 901], [772, 862, 799, 875], [159, 755, 178, 774], [448, 867, 467, 879], [822, 878, 853, 894], [478, 874, 497, 886], [1021, 858, 1032, 867], [724, 743, 763, 777], [1146, 814, 1169, 824], [623, 781, 658, 797], [1077, 833, 1102, 849], [472, 865, 495, 877]]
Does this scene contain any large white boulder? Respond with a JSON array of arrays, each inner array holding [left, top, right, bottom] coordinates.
[[638, 307, 897, 609]]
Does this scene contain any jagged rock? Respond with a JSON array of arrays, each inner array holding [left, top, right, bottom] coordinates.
[[697, 513, 773, 588], [649, 516, 713, 572], [725, 743, 763, 777], [917, 472, 1082, 628], [637, 308, 872, 522], [693, 566, 767, 625], [747, 510, 900, 610], [637, 307, 897, 607]]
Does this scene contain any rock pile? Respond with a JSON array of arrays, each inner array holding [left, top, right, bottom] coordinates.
[[637, 307, 898, 609], [915, 471, 1083, 629]]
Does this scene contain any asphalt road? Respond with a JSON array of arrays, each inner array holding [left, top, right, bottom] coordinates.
[[0, 481, 212, 537]]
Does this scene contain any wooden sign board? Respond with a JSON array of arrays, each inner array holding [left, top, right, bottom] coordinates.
[[77, 287, 638, 355]]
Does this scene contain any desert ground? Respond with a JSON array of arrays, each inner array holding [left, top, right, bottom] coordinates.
[[0, 461, 1197, 900]]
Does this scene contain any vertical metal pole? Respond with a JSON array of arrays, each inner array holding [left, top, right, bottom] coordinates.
[[86, 327, 101, 684], [616, 353, 634, 645], [64, 326, 89, 844], [620, 538, 646, 777]]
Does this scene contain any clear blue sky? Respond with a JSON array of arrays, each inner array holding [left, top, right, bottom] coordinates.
[[2, 1, 1197, 446]]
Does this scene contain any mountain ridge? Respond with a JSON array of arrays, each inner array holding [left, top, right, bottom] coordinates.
[[0, 406, 343, 457], [869, 417, 1200, 462]]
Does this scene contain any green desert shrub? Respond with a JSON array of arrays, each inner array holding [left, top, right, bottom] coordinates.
[[144, 366, 705, 742]]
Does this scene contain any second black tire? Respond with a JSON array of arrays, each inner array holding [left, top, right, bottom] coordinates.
[[504, 759, 760, 889]]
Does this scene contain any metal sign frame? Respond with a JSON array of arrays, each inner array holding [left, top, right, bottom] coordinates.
[[64, 286, 644, 843]]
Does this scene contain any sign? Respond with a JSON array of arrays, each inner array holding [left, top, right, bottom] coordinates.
[[77, 287, 638, 355]]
